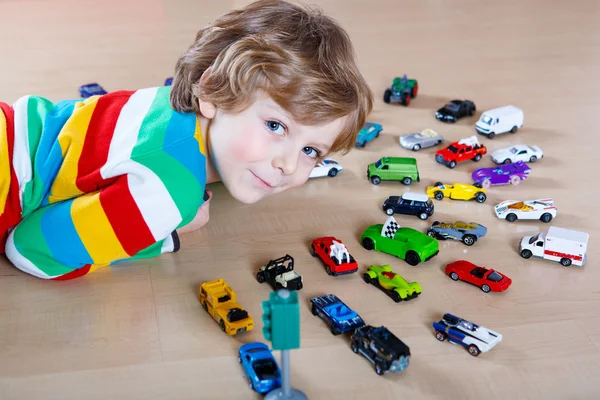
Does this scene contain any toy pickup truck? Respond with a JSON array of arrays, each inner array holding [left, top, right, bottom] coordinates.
[[435, 136, 487, 169], [310, 294, 365, 335], [350, 325, 411, 375], [199, 279, 254, 336]]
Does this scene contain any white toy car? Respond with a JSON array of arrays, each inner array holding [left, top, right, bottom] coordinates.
[[433, 313, 502, 356], [475, 105, 524, 139], [491, 144, 543, 164], [494, 198, 557, 223], [309, 158, 342, 178]]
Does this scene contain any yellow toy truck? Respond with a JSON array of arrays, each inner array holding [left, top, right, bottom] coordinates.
[[199, 279, 254, 335]]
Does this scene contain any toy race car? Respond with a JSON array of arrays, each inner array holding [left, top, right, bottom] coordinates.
[[445, 260, 512, 293], [256, 254, 303, 291], [383, 74, 418, 106], [435, 100, 476, 123], [382, 192, 435, 220], [309, 158, 342, 178], [356, 122, 383, 148], [310, 294, 365, 335], [426, 221, 487, 246], [351, 325, 411, 375], [433, 313, 502, 356], [362, 265, 422, 302], [238, 342, 282, 394], [399, 128, 444, 151], [435, 136, 487, 169], [199, 279, 254, 335], [494, 198, 557, 223], [360, 216, 439, 266], [491, 144, 543, 164], [310, 237, 359, 276], [79, 83, 108, 98], [426, 182, 487, 203], [472, 160, 531, 188]]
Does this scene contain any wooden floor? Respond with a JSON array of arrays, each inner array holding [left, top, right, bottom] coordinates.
[[1, 0, 599, 399]]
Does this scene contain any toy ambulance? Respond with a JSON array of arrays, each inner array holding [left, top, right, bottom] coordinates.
[[519, 226, 589, 267]]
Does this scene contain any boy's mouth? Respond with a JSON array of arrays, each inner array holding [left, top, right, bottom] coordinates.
[[249, 170, 276, 190]]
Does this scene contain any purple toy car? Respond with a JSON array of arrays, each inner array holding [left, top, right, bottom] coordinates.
[[472, 161, 531, 188]]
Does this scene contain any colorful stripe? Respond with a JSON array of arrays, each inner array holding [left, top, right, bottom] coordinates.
[[0, 106, 9, 213]]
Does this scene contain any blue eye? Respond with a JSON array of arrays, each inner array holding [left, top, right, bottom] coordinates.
[[266, 120, 286, 136], [303, 146, 320, 159]]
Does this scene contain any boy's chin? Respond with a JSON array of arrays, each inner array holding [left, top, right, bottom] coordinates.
[[227, 186, 266, 205]]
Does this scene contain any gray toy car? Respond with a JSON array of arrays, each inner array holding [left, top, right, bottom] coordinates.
[[426, 221, 487, 246], [399, 128, 444, 151]]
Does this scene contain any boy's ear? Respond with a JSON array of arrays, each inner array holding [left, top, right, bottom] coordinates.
[[197, 66, 217, 119]]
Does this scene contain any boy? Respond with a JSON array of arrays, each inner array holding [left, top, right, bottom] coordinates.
[[0, 0, 373, 280]]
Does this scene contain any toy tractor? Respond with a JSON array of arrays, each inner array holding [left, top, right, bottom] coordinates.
[[383, 75, 418, 106]]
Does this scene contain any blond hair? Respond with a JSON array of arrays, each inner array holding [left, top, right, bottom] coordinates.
[[170, 0, 373, 155]]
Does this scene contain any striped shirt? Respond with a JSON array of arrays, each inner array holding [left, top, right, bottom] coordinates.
[[0, 86, 207, 279]]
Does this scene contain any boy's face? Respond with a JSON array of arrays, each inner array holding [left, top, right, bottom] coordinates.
[[203, 91, 347, 204]]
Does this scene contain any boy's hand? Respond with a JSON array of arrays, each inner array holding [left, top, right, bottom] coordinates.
[[176, 190, 212, 234]]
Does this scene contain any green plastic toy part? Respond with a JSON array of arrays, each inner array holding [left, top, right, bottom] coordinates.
[[261, 289, 301, 350]]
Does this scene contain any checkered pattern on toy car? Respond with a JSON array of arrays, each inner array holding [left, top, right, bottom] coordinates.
[[384, 221, 400, 238]]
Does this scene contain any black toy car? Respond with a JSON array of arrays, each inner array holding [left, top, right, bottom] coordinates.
[[382, 192, 435, 220], [256, 254, 303, 291], [435, 100, 476, 123], [350, 325, 411, 375]]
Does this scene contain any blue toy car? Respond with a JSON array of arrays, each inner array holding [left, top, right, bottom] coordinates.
[[79, 83, 108, 98], [164, 77, 173, 86], [238, 342, 282, 394], [355, 122, 383, 148], [310, 294, 365, 335]]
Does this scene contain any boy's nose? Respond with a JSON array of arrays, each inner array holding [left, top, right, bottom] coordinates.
[[272, 152, 300, 176]]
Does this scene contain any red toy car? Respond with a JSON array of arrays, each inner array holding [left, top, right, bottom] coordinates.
[[310, 237, 359, 276], [445, 260, 512, 293], [435, 136, 487, 169]]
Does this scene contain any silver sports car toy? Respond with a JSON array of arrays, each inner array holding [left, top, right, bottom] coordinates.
[[426, 221, 487, 246], [399, 128, 444, 151]]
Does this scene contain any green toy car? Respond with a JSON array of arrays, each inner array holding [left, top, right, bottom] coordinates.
[[363, 265, 422, 302], [367, 157, 419, 185], [360, 217, 439, 266], [383, 74, 418, 106]]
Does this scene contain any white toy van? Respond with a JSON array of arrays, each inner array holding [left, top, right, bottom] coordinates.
[[519, 226, 589, 267], [475, 105, 524, 139]]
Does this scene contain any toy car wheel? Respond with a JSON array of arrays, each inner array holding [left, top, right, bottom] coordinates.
[[375, 362, 385, 375], [473, 182, 482, 188], [449, 161, 457, 169], [435, 331, 447, 341], [529, 155, 537, 163], [383, 89, 391, 104], [510, 126, 518, 133], [247, 378, 254, 390], [482, 179, 491, 188], [510, 175, 521, 185], [351, 341, 359, 353], [412, 84, 418, 98], [450, 272, 459, 281], [540, 213, 552, 223], [402, 95, 411, 106], [405, 251, 421, 266], [385, 208, 394, 216], [427, 230, 436, 238], [475, 192, 486, 203], [434, 191, 444, 200], [467, 344, 481, 357], [256, 272, 266, 283], [391, 291, 402, 303], [520, 249, 532, 259], [238, 353, 242, 363], [330, 325, 341, 335], [309, 245, 317, 257], [419, 212, 429, 220], [462, 235, 476, 246], [412, 144, 421, 151], [481, 284, 491, 293], [296, 282, 303, 290], [434, 181, 443, 187], [362, 273, 373, 284], [311, 305, 318, 316], [473, 154, 482, 162], [362, 238, 375, 251], [358, 141, 366, 148], [325, 266, 332, 276], [402, 177, 412, 185], [488, 132, 495, 139], [502, 159, 512, 164], [560, 258, 572, 267], [220, 319, 226, 332], [202, 302, 208, 311], [370, 176, 381, 185], [506, 213, 517, 222], [328, 168, 338, 177]]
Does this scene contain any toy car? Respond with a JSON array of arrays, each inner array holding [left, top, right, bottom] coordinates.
[[356, 122, 383, 147], [426, 182, 487, 203], [79, 83, 108, 98], [399, 128, 444, 151], [383, 74, 418, 106], [310, 237, 358, 276], [382, 192, 435, 220], [494, 198, 557, 223], [445, 260, 512, 293], [164, 77, 173, 86], [435, 100, 476, 123], [238, 342, 282, 394], [519, 226, 589, 267], [309, 158, 342, 178], [367, 157, 419, 185], [351, 325, 410, 375], [360, 216, 439, 266], [434, 136, 486, 169], [433, 313, 502, 356], [310, 294, 365, 335], [427, 221, 487, 246], [475, 105, 524, 139], [472, 160, 531, 188], [198, 279, 254, 335], [256, 254, 303, 291], [362, 265, 422, 302], [491, 144, 543, 164]]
